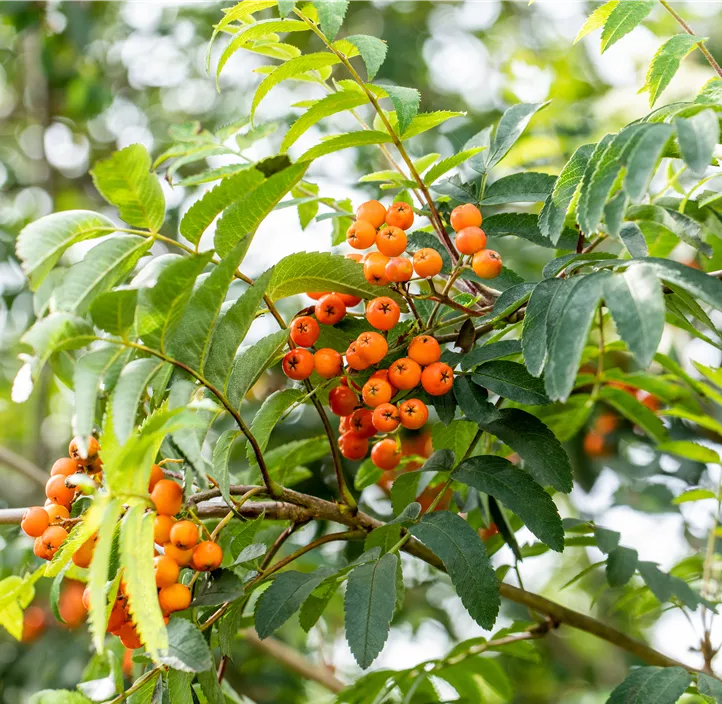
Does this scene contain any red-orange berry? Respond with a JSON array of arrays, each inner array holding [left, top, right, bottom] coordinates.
[[376, 226, 407, 257], [329, 385, 358, 416], [151, 480, 183, 516], [471, 249, 502, 279], [314, 348, 343, 379], [347, 220, 377, 249], [388, 358, 422, 390], [385, 201, 414, 230], [158, 583, 191, 613], [154, 555, 181, 588], [45, 475, 74, 508], [450, 203, 482, 232], [363, 252, 390, 286], [337, 292, 362, 307], [45, 503, 70, 525], [455, 226, 487, 255], [50, 458, 79, 477], [356, 331, 388, 365], [346, 341, 371, 371], [372, 403, 400, 433], [371, 438, 402, 470], [408, 335, 442, 366], [421, 362, 454, 396], [315, 294, 346, 325], [154, 514, 176, 545], [21, 507, 49, 538], [282, 349, 315, 381], [413, 248, 443, 278], [191, 541, 223, 572], [398, 399, 429, 430], [366, 297, 401, 331], [290, 316, 320, 347], [169, 520, 199, 550], [41, 525, 68, 557], [72, 533, 97, 569], [69, 436, 100, 462], [164, 542, 194, 567], [385, 256, 413, 283], [338, 432, 368, 460], [148, 464, 164, 492], [33, 537, 50, 560], [362, 378, 393, 408], [356, 200, 387, 229], [349, 408, 376, 439]]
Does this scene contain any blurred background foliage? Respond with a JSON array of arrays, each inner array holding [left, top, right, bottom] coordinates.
[[1, 2, 721, 702]]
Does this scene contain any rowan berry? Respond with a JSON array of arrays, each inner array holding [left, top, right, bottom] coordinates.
[[339, 415, 352, 434], [338, 432, 368, 460], [371, 438, 402, 470], [22, 606, 46, 643], [290, 316, 320, 347], [314, 348, 343, 378], [151, 480, 183, 516], [363, 251, 390, 286], [583, 431, 608, 457], [154, 514, 175, 545], [408, 335, 442, 366], [372, 403, 400, 433], [357, 331, 388, 365], [117, 622, 143, 649], [72, 533, 97, 568], [450, 203, 482, 232], [385, 256, 413, 283], [471, 249, 502, 279], [33, 537, 50, 560], [315, 294, 346, 325], [337, 292, 362, 307], [421, 362, 454, 396], [58, 580, 87, 628], [306, 291, 327, 300], [398, 399, 429, 430], [149, 463, 164, 492], [362, 378, 393, 408], [370, 369, 397, 395], [45, 475, 74, 508], [401, 431, 433, 458], [385, 201, 414, 230], [45, 503, 70, 524], [21, 507, 49, 538], [349, 408, 376, 439], [366, 297, 400, 331], [154, 554, 181, 588], [637, 390, 660, 411], [169, 520, 199, 550], [41, 525, 68, 557], [357, 200, 387, 229], [479, 523, 499, 541], [376, 226, 407, 257], [163, 542, 194, 567], [346, 220, 377, 249], [282, 349, 314, 380], [455, 226, 487, 255], [329, 385, 358, 416], [346, 341, 370, 371], [594, 412, 618, 435], [191, 541, 223, 572], [417, 484, 452, 513], [107, 600, 128, 633], [50, 458, 78, 477], [346, 252, 363, 263], [388, 358, 422, 390], [413, 248, 443, 278], [87, 456, 103, 475], [69, 436, 99, 462]]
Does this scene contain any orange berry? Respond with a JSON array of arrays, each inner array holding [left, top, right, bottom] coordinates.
[[356, 331, 388, 365], [190, 541, 223, 572], [21, 507, 49, 538], [594, 412, 618, 435], [154, 555, 181, 588], [401, 432, 433, 458], [58, 580, 87, 628], [282, 349, 315, 381], [154, 514, 176, 545], [370, 368, 397, 394], [388, 358, 422, 390], [41, 525, 68, 557], [314, 348, 343, 379], [346, 220, 377, 249], [450, 203, 482, 232], [117, 622, 143, 649], [338, 432, 368, 460], [583, 431, 608, 457], [315, 294, 346, 325], [87, 457, 103, 475], [418, 484, 452, 513], [362, 378, 393, 408], [329, 385, 359, 416], [385, 201, 414, 230], [372, 403, 400, 433], [455, 226, 487, 255], [69, 436, 100, 462], [408, 335, 442, 366], [471, 249, 502, 279], [346, 341, 371, 371], [371, 438, 402, 470], [349, 408, 376, 439], [107, 600, 128, 633], [479, 523, 499, 541], [363, 252, 390, 286], [366, 297, 400, 331], [33, 536, 51, 560], [290, 316, 320, 347], [151, 480, 183, 516], [421, 362, 454, 396], [45, 475, 75, 508], [637, 390, 660, 411], [385, 256, 413, 283], [22, 605, 46, 643], [72, 533, 97, 568], [149, 464, 164, 492], [413, 248, 443, 278], [51, 458, 79, 477], [163, 542, 194, 567], [337, 292, 362, 307], [82, 587, 91, 611], [345, 252, 363, 263], [376, 226, 407, 257], [45, 503, 70, 525], [169, 520, 199, 550], [306, 291, 327, 300], [398, 399, 429, 430], [357, 200, 387, 229]]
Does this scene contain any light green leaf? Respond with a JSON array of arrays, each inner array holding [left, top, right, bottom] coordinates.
[[312, 0, 348, 39], [29, 691, 93, 704], [207, 2, 278, 64], [298, 129, 393, 162], [381, 84, 420, 135], [624, 123, 674, 202], [673, 488, 717, 504], [481, 172, 556, 205], [605, 666, 691, 704], [487, 102, 548, 169], [598, 386, 667, 441], [642, 34, 701, 107], [345, 35, 387, 80], [90, 289, 138, 337], [54, 236, 152, 315], [600, 0, 656, 52], [453, 456, 564, 551], [226, 329, 288, 406], [676, 108, 719, 175], [473, 360, 549, 405], [662, 442, 720, 464], [46, 497, 106, 577], [409, 511, 499, 629], [111, 359, 166, 442], [160, 618, 213, 673], [90, 144, 165, 231], [344, 553, 398, 669], [16, 210, 116, 290], [606, 546, 638, 587], [175, 164, 254, 187], [21, 312, 95, 367], [422, 147, 485, 186], [575, 0, 619, 43], [402, 110, 466, 140]]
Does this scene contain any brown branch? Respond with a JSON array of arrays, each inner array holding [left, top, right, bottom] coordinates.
[[0, 446, 48, 488]]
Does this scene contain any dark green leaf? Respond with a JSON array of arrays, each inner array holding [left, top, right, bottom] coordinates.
[[473, 360, 550, 405], [481, 172, 556, 205], [598, 386, 667, 441], [192, 571, 245, 606], [487, 102, 547, 169], [483, 212, 577, 250], [453, 376, 501, 424], [618, 222, 648, 257], [605, 666, 691, 704], [522, 278, 562, 378], [461, 340, 522, 371], [606, 546, 638, 586], [90, 289, 137, 337], [676, 108, 719, 175], [624, 124, 674, 202], [345, 35, 387, 80]]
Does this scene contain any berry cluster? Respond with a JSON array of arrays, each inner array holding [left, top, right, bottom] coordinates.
[[449, 203, 503, 279]]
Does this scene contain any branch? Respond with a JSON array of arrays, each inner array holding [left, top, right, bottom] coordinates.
[[0, 446, 47, 487]]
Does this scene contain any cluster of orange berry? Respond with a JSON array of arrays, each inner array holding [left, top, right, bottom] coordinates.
[[448, 203, 503, 279]]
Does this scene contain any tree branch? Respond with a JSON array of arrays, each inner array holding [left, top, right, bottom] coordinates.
[[0, 446, 47, 488]]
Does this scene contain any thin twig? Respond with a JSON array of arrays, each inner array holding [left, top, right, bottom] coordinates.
[[0, 446, 48, 487]]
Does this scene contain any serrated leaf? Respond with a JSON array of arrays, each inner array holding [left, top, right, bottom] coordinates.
[[624, 123, 674, 202], [605, 666, 691, 704], [29, 691, 93, 704], [699, 674, 722, 702], [522, 278, 562, 378], [402, 110, 465, 140], [281, 91, 368, 152], [642, 34, 702, 107], [16, 210, 116, 290], [483, 212, 577, 250], [661, 441, 720, 464], [90, 144, 165, 231], [312, 0, 348, 39], [160, 618, 213, 673], [409, 511, 499, 629], [606, 546, 638, 587], [226, 329, 288, 406], [473, 360, 549, 405], [600, 0, 656, 52], [422, 147, 484, 186], [676, 108, 719, 175], [461, 340, 522, 371], [298, 130, 393, 162], [618, 222, 648, 257], [54, 236, 151, 315], [47, 498, 105, 577], [381, 85, 420, 136], [453, 456, 564, 551], [111, 359, 166, 442], [344, 553, 398, 669], [604, 265, 664, 368], [487, 102, 547, 169], [481, 172, 556, 205], [598, 386, 667, 441], [575, 0, 619, 43], [345, 34, 387, 80], [207, 1, 279, 65], [210, 429, 241, 507], [249, 388, 305, 457], [480, 408, 573, 493], [639, 257, 722, 310], [90, 289, 137, 337], [21, 312, 95, 367], [452, 376, 501, 425]]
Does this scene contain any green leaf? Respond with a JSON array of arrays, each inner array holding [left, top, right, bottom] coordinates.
[[539, 143, 595, 243], [29, 692, 92, 704], [522, 279, 562, 378], [606, 546, 638, 587], [575, 0, 619, 43], [312, 0, 348, 39], [402, 110, 466, 140], [54, 236, 151, 315], [354, 459, 383, 491], [211, 429, 241, 507], [255, 569, 332, 638], [638, 561, 709, 609], [121, 503, 168, 660], [90, 289, 137, 337], [605, 666, 691, 704], [672, 488, 717, 504], [47, 498, 105, 576], [179, 168, 265, 245], [453, 376, 501, 425], [598, 386, 667, 441], [16, 210, 116, 290], [481, 172, 556, 205], [483, 212, 577, 250], [699, 674, 722, 702], [487, 102, 547, 169], [642, 34, 702, 107], [639, 258, 722, 310], [281, 91, 368, 152], [160, 618, 213, 673], [661, 442, 720, 464], [90, 144, 165, 231], [676, 108, 719, 175], [21, 312, 95, 367], [207, 1, 279, 62], [460, 340, 522, 371], [480, 409, 573, 493], [298, 130, 393, 162], [473, 361, 549, 405], [111, 359, 166, 442], [381, 84, 420, 135], [600, 0, 656, 52], [345, 35, 387, 80], [545, 272, 607, 402], [249, 388, 305, 457], [618, 222, 648, 257], [167, 671, 194, 704], [422, 147, 484, 186], [409, 511, 499, 629], [344, 553, 398, 669], [604, 265, 664, 368], [226, 329, 288, 406], [624, 124, 674, 202], [215, 163, 309, 256], [453, 456, 564, 551], [252, 53, 341, 122]]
